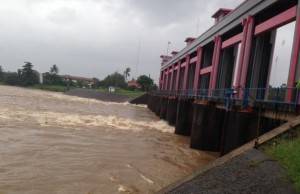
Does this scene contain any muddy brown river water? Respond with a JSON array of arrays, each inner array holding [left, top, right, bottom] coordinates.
[[0, 86, 217, 194]]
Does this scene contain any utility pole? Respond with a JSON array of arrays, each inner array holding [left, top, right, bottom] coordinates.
[[166, 41, 171, 55]]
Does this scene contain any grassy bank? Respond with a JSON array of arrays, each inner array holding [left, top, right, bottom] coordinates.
[[261, 127, 300, 192], [96, 88, 145, 99], [30, 84, 68, 92]]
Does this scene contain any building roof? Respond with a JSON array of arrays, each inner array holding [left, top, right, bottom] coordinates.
[[211, 8, 233, 19]]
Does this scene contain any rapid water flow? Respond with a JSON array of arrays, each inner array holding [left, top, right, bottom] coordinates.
[[0, 86, 216, 194]]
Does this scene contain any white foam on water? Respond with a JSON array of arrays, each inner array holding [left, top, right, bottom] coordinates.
[[0, 107, 174, 133]]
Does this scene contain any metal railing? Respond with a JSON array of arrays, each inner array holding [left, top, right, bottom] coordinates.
[[151, 87, 300, 109]]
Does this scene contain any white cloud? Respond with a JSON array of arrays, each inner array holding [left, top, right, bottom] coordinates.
[[0, 0, 243, 81]]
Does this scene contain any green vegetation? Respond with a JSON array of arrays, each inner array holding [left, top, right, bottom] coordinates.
[[97, 87, 145, 99], [0, 64, 156, 96], [137, 75, 155, 91], [261, 128, 300, 192]]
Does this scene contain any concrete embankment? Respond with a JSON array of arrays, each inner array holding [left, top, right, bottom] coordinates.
[[158, 118, 300, 194], [141, 94, 300, 193]]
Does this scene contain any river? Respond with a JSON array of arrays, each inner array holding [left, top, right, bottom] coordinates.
[[0, 86, 217, 194]]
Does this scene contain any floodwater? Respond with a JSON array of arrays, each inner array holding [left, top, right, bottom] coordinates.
[[0, 86, 217, 194]]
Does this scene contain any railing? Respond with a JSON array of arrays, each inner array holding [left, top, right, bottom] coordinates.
[[151, 87, 300, 109]]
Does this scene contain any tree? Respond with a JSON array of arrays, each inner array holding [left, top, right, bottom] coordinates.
[[0, 66, 4, 82], [124, 67, 131, 81], [20, 62, 40, 86], [137, 75, 154, 91], [4, 72, 21, 86], [101, 72, 127, 88], [43, 65, 63, 85], [50, 64, 59, 75]]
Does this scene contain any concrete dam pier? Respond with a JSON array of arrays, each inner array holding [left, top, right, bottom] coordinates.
[[147, 95, 286, 155]]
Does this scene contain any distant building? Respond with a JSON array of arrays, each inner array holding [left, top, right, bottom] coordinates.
[[127, 79, 141, 89]]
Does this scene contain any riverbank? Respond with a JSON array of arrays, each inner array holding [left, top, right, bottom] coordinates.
[[159, 119, 300, 194], [261, 127, 300, 192], [29, 84, 145, 102]]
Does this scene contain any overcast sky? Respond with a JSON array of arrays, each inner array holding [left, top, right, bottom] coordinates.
[[0, 0, 244, 81]]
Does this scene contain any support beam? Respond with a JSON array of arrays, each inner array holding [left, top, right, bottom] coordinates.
[[222, 33, 243, 49], [234, 19, 248, 88], [193, 47, 203, 91], [287, 2, 300, 102], [239, 16, 255, 89], [169, 65, 175, 91], [200, 66, 213, 75], [209, 36, 222, 90], [255, 6, 297, 36], [183, 55, 191, 90], [175, 62, 181, 91]]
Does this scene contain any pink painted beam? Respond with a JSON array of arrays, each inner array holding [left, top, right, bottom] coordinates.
[[234, 18, 248, 89], [255, 6, 297, 36], [175, 62, 181, 91], [164, 71, 169, 90], [182, 55, 191, 90], [180, 62, 187, 68], [169, 65, 175, 91], [193, 47, 203, 91], [200, 66, 213, 75], [240, 16, 255, 89], [222, 33, 243, 49], [287, 4, 300, 102], [190, 56, 197, 64], [209, 36, 222, 90]]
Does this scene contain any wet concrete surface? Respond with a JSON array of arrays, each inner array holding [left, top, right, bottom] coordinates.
[[164, 149, 297, 194]]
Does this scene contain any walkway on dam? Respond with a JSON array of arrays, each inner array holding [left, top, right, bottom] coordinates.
[[161, 149, 297, 194]]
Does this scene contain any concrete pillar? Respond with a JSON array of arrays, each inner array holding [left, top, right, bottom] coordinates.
[[154, 96, 162, 116], [239, 16, 255, 89], [209, 36, 222, 90], [287, 0, 300, 102], [193, 47, 203, 91], [183, 56, 191, 91], [220, 110, 258, 155], [166, 98, 178, 126], [175, 99, 193, 136], [160, 97, 168, 119], [191, 104, 225, 151]]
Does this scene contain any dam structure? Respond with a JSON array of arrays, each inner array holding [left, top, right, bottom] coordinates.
[[148, 0, 300, 155]]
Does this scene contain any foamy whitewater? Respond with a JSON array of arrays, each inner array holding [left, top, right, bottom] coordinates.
[[0, 85, 216, 194]]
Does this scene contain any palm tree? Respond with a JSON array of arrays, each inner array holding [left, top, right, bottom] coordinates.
[[50, 64, 59, 75], [124, 67, 131, 81]]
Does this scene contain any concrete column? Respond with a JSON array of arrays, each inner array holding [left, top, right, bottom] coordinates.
[[287, 1, 300, 102], [220, 110, 258, 155], [191, 104, 225, 151], [193, 47, 203, 91], [155, 96, 162, 116], [209, 36, 222, 90], [159, 97, 168, 119], [166, 98, 178, 126], [175, 62, 181, 91], [169, 65, 175, 91], [182, 56, 191, 91], [175, 99, 193, 136], [234, 18, 248, 89], [239, 16, 255, 89]]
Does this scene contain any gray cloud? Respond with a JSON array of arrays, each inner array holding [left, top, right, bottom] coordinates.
[[0, 0, 243, 81]]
